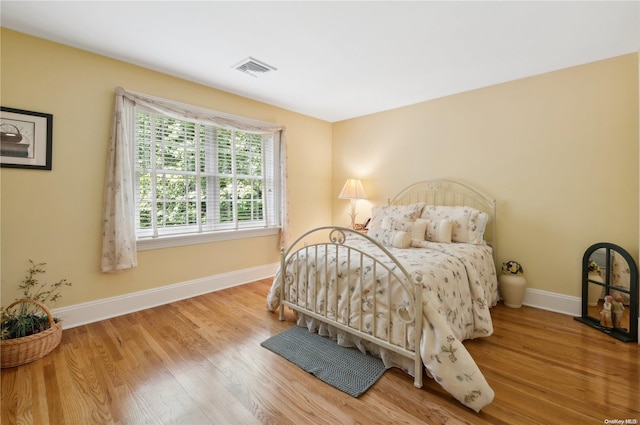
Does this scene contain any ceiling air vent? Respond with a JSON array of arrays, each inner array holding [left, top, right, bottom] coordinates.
[[233, 57, 277, 78]]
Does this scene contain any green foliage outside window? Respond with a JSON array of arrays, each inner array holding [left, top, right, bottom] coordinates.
[[135, 113, 266, 231]]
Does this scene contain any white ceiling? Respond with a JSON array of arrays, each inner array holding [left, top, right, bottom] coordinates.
[[1, 1, 639, 122]]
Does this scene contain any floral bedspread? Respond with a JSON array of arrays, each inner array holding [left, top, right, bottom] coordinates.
[[266, 235, 498, 412]]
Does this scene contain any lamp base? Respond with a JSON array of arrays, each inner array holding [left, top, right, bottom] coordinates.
[[348, 199, 357, 229]]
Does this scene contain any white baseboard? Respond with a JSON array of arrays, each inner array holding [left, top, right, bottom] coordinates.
[[52, 263, 279, 329], [521, 287, 582, 316]]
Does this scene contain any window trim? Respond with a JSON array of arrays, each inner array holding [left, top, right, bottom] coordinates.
[[136, 226, 281, 251]]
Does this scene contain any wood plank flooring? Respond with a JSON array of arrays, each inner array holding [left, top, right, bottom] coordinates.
[[1, 278, 638, 424]]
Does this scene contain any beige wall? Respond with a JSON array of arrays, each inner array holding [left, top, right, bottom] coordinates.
[[0, 29, 333, 307], [332, 54, 639, 298]]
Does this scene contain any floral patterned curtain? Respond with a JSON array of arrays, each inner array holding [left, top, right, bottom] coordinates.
[[101, 88, 137, 272]]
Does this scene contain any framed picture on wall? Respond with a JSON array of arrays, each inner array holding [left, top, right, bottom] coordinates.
[[0, 107, 53, 170]]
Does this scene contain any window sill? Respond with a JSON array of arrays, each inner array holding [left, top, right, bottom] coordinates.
[[136, 227, 280, 251]]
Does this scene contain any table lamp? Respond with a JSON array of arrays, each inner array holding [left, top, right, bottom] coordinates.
[[339, 179, 367, 229]]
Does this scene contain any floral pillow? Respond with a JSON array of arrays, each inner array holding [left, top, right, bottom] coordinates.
[[368, 229, 412, 249], [381, 217, 428, 245], [420, 206, 488, 244], [368, 203, 425, 230]]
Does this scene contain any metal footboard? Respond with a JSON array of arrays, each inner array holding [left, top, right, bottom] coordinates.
[[277, 226, 424, 388]]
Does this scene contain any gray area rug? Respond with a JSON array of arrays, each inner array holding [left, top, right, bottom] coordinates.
[[260, 325, 386, 397]]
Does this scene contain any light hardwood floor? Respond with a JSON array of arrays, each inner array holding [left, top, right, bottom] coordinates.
[[1, 278, 638, 425]]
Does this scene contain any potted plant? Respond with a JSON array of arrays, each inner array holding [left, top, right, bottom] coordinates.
[[1, 260, 71, 368], [498, 260, 527, 308], [587, 260, 601, 275]]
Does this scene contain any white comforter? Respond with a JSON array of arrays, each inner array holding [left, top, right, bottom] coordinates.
[[266, 236, 498, 412]]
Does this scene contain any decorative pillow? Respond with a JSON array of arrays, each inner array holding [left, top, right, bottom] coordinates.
[[424, 219, 452, 243], [420, 206, 488, 244], [368, 229, 412, 249], [368, 203, 425, 230], [381, 217, 428, 244]]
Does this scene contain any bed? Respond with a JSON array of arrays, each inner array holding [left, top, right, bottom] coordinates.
[[266, 179, 499, 412]]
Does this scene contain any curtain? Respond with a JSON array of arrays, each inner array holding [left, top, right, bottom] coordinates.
[[279, 132, 290, 249], [101, 87, 290, 272], [101, 88, 137, 272]]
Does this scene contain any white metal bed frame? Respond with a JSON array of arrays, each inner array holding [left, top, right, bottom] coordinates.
[[277, 179, 497, 389]]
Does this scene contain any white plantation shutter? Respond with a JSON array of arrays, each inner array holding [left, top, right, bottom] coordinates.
[[135, 114, 212, 237]]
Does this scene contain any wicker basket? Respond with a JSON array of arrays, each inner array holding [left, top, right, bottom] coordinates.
[[1, 299, 62, 368]]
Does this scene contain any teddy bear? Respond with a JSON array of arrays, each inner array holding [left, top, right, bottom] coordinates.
[[600, 295, 613, 328], [611, 294, 625, 329]]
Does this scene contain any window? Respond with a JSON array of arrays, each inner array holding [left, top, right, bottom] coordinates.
[[102, 88, 287, 272], [134, 107, 282, 248]]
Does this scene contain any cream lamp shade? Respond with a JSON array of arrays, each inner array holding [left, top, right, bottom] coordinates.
[[338, 179, 367, 200], [339, 179, 367, 229]]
